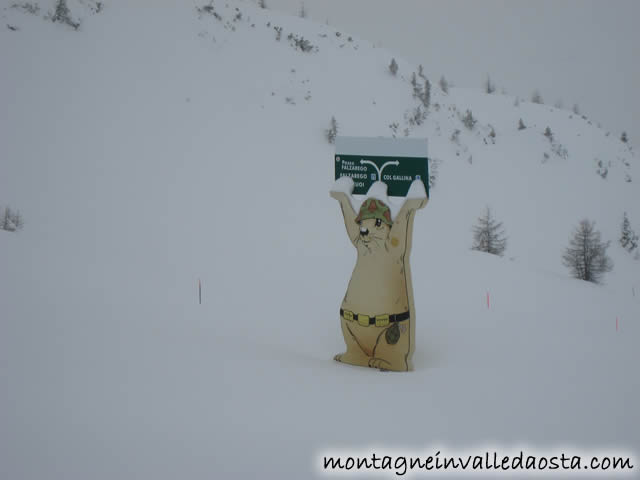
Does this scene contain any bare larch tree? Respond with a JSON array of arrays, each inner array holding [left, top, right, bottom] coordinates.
[[472, 207, 507, 256], [562, 219, 613, 284]]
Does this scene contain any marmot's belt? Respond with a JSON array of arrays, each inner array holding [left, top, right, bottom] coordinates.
[[340, 309, 410, 327]]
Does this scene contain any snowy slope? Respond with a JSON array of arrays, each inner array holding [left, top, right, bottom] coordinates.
[[1, 1, 639, 478]]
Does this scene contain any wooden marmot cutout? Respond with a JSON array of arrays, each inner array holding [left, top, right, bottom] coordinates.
[[331, 178, 427, 371]]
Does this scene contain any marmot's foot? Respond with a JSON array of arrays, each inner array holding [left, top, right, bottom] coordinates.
[[334, 351, 368, 368], [368, 357, 392, 371]]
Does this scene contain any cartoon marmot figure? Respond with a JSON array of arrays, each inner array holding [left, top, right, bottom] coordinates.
[[330, 178, 427, 371]]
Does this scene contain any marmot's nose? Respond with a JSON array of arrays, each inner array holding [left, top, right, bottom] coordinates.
[[360, 227, 369, 237]]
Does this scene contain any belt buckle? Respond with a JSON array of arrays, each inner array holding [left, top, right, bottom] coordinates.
[[375, 314, 390, 327], [358, 314, 370, 327], [343, 310, 354, 322]]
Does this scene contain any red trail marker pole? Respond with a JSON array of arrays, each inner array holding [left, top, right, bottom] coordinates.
[[198, 279, 202, 305], [487, 291, 490, 309]]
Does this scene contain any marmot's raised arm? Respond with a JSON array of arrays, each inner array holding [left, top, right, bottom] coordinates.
[[389, 181, 428, 248], [330, 178, 360, 246]]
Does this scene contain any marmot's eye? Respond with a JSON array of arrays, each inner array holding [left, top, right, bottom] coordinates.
[[375, 218, 382, 227]]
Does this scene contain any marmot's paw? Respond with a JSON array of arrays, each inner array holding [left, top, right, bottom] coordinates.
[[368, 357, 391, 371], [334, 352, 369, 367]]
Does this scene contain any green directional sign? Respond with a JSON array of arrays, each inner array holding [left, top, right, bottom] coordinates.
[[334, 136, 429, 197]]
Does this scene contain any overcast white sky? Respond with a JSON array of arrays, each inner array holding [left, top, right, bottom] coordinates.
[[264, 0, 639, 146]]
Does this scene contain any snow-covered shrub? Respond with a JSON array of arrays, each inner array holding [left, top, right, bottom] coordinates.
[[196, 1, 221, 20], [461, 110, 476, 130], [197, 1, 214, 14], [595, 158, 608, 179], [50, 0, 79, 30], [428, 157, 440, 190], [11, 2, 40, 14], [287, 33, 315, 53], [325, 116, 338, 144], [1, 207, 24, 232], [406, 105, 425, 126], [551, 141, 568, 159]]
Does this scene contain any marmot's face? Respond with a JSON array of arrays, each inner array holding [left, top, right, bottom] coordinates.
[[357, 217, 390, 252]]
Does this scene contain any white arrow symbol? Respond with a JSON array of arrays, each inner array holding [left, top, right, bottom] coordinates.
[[360, 159, 400, 181]]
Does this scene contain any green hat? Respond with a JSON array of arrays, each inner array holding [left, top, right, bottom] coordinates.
[[355, 198, 392, 226]]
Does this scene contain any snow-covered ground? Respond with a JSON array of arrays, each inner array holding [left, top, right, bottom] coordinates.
[[1, 1, 639, 478]]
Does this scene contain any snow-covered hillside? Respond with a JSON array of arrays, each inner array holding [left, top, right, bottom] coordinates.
[[1, 1, 639, 478]]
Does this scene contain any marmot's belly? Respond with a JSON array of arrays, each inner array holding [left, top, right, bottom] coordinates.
[[342, 262, 409, 315]]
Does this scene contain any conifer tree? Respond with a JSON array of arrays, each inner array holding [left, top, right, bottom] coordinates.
[[562, 219, 613, 284], [439, 75, 449, 94], [620, 212, 638, 252], [531, 90, 543, 104], [485, 75, 495, 94], [422, 78, 431, 109], [462, 110, 476, 130], [471, 207, 507, 256], [389, 58, 398, 76], [0, 207, 23, 232]]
